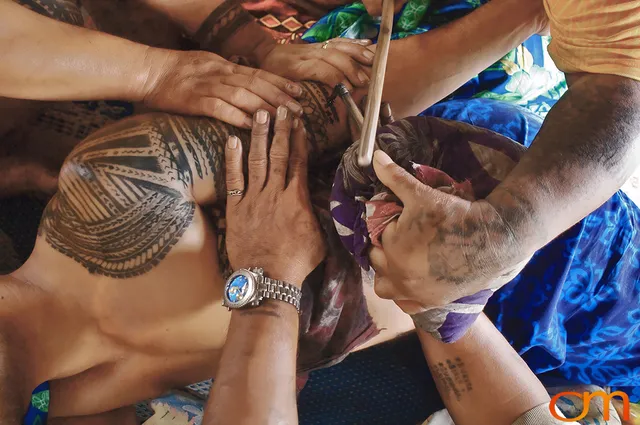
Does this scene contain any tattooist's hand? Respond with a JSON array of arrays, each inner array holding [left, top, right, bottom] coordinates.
[[142, 49, 303, 129], [368, 150, 531, 312], [257, 38, 374, 90], [224, 107, 326, 286]]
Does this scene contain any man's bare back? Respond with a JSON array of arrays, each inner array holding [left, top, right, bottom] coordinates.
[[0, 82, 413, 423]]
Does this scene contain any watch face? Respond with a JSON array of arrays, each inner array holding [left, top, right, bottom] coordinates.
[[224, 270, 256, 308]]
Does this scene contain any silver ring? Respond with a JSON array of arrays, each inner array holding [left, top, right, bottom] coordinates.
[[322, 41, 330, 50], [227, 189, 244, 197]]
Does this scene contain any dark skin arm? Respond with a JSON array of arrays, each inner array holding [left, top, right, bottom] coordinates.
[[418, 313, 577, 424], [487, 73, 640, 265], [369, 72, 640, 313]]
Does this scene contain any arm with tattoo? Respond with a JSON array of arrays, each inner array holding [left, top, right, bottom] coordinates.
[[486, 74, 640, 275], [418, 314, 557, 425], [38, 81, 347, 278]]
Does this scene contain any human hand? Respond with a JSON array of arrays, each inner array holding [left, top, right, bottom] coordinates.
[[142, 49, 304, 129], [257, 39, 374, 90], [362, 0, 406, 17], [224, 107, 326, 286], [368, 150, 531, 310]]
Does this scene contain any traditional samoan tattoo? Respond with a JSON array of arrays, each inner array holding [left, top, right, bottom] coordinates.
[[194, 0, 255, 54], [299, 81, 339, 156], [40, 82, 341, 278], [430, 357, 473, 402], [14, 0, 83, 26], [39, 114, 242, 278]]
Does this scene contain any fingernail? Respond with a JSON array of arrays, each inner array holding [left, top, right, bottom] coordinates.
[[358, 71, 370, 84], [293, 118, 300, 129], [287, 83, 303, 96], [277, 106, 288, 120], [228, 136, 238, 149], [255, 110, 268, 124], [358, 39, 372, 45], [374, 150, 392, 165], [287, 101, 303, 116], [363, 50, 374, 60]]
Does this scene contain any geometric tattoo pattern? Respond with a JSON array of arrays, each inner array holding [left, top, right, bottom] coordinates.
[[39, 80, 339, 279], [40, 116, 200, 279]]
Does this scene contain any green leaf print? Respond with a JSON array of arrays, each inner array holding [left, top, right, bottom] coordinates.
[[397, 0, 431, 31], [31, 390, 50, 413]]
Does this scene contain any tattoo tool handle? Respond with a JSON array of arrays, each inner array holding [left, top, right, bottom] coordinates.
[[332, 83, 364, 131], [358, 0, 394, 167]]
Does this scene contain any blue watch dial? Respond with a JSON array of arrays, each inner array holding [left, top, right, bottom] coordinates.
[[227, 274, 250, 303]]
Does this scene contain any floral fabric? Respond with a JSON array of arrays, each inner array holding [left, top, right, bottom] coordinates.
[[302, 0, 567, 117]]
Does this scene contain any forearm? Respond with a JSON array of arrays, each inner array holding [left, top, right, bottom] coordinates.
[[419, 314, 550, 425], [144, 0, 275, 65], [487, 74, 640, 260], [383, 0, 545, 118], [0, 0, 153, 102], [190, 0, 276, 65], [204, 302, 299, 425]]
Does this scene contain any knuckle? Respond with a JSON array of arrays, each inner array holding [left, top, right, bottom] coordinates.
[[251, 123, 269, 136], [247, 157, 267, 168], [207, 99, 223, 115], [231, 88, 250, 104], [269, 149, 289, 163]]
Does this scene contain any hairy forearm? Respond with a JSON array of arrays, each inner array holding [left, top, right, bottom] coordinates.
[[205, 302, 299, 425], [0, 0, 152, 102], [383, 0, 545, 118], [419, 314, 550, 425], [488, 74, 640, 260]]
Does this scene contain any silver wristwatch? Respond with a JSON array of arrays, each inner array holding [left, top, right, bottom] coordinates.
[[223, 267, 302, 313]]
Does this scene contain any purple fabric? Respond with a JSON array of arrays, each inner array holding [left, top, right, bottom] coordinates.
[[329, 116, 526, 342]]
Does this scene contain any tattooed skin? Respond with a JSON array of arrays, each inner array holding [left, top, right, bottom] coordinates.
[[13, 0, 83, 26], [430, 357, 473, 402], [194, 0, 255, 54], [40, 82, 340, 278], [420, 75, 640, 292]]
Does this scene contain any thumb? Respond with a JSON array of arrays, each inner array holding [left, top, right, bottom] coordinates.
[[372, 150, 422, 204]]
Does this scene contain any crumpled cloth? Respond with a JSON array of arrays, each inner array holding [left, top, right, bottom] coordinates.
[[330, 116, 527, 342]]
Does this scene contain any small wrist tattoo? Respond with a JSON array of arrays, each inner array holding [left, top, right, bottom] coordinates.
[[431, 357, 473, 402], [194, 0, 255, 54]]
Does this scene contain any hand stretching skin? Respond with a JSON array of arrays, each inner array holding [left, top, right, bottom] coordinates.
[[0, 0, 302, 128], [205, 107, 324, 424], [175, 0, 374, 90], [256, 38, 374, 91], [224, 107, 326, 285], [142, 49, 303, 128]]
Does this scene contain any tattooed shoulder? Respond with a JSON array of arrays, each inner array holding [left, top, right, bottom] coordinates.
[[39, 114, 229, 279]]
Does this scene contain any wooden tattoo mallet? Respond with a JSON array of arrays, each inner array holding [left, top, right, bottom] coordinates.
[[357, 0, 394, 167]]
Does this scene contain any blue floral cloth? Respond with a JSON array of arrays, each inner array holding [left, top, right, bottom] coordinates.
[[23, 382, 49, 425], [303, 0, 567, 117], [427, 98, 640, 402]]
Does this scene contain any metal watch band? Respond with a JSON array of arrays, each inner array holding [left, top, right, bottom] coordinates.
[[259, 277, 302, 313]]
